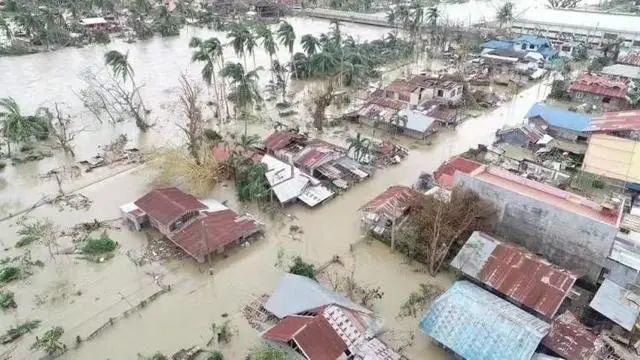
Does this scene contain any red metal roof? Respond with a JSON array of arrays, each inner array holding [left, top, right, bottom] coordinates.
[[367, 97, 406, 110], [588, 110, 640, 132], [361, 186, 419, 216], [478, 241, 578, 318], [385, 79, 421, 93], [569, 73, 628, 99], [263, 315, 348, 360], [170, 209, 260, 260], [134, 188, 207, 226], [263, 131, 304, 152], [262, 315, 314, 342], [542, 312, 598, 360], [619, 52, 640, 67], [295, 147, 338, 170], [434, 156, 483, 189]]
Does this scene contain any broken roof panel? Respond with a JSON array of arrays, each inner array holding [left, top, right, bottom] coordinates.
[[588, 110, 640, 133], [134, 187, 207, 226], [542, 312, 599, 360], [451, 232, 578, 318], [263, 131, 305, 152], [420, 281, 550, 360], [264, 273, 371, 319], [170, 209, 260, 261], [589, 278, 640, 331], [361, 185, 419, 218], [261, 155, 310, 204]]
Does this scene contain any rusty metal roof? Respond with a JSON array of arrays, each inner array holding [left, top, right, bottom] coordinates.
[[588, 110, 640, 133], [451, 232, 578, 319], [542, 312, 599, 360], [433, 156, 483, 189], [134, 187, 207, 226], [263, 131, 305, 152], [360, 186, 419, 218], [619, 52, 640, 67], [262, 315, 314, 342], [170, 209, 260, 261], [569, 73, 628, 99]]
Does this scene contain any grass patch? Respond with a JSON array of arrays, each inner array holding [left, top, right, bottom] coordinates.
[[1, 320, 41, 345], [0, 290, 17, 310], [81, 233, 117, 255], [0, 266, 21, 284]]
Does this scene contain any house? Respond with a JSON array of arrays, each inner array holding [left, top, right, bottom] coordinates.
[[496, 124, 546, 150], [80, 17, 109, 32], [359, 185, 420, 236], [432, 156, 482, 190], [383, 79, 422, 105], [601, 64, 640, 81], [451, 231, 578, 319], [454, 165, 622, 283], [569, 73, 629, 110], [382, 75, 463, 106], [419, 281, 550, 360], [582, 134, 640, 184], [120, 187, 262, 262], [481, 35, 558, 60], [525, 103, 592, 142], [619, 52, 640, 67], [396, 107, 440, 139], [261, 155, 334, 207], [511, 8, 640, 49], [587, 109, 640, 138], [589, 278, 640, 332], [263, 274, 400, 360]]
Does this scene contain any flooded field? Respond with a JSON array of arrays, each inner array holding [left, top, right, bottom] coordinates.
[[1, 15, 550, 360]]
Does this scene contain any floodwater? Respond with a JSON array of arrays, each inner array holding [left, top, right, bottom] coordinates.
[[1, 15, 549, 360]]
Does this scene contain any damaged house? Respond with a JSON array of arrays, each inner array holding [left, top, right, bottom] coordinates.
[[569, 73, 630, 111], [120, 187, 262, 262], [262, 274, 401, 360], [359, 185, 420, 237]]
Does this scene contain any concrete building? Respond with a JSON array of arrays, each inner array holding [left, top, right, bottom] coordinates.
[[511, 8, 640, 50], [454, 165, 622, 283], [382, 75, 463, 106], [569, 73, 630, 111]]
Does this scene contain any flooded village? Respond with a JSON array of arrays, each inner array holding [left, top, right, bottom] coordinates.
[[1, 0, 640, 359]]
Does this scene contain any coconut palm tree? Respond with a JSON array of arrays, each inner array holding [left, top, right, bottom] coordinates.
[[220, 63, 263, 133], [346, 132, 371, 162], [310, 51, 337, 77], [104, 50, 135, 82], [245, 33, 258, 68], [190, 36, 225, 118], [276, 21, 296, 79], [227, 23, 252, 67], [255, 23, 279, 70], [301, 34, 319, 57], [0, 97, 41, 156]]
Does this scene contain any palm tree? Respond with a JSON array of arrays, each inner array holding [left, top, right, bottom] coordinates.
[[104, 50, 135, 82], [276, 21, 296, 79], [346, 132, 371, 162], [245, 33, 258, 68], [255, 23, 279, 72], [190, 36, 225, 119], [301, 34, 319, 57], [310, 51, 337, 77], [426, 6, 439, 27], [227, 23, 251, 67], [238, 134, 260, 150], [0, 97, 40, 156], [220, 63, 263, 133], [497, 1, 514, 29], [390, 113, 408, 133]]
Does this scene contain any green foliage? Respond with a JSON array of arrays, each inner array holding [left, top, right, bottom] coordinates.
[[16, 217, 55, 247], [248, 343, 294, 360], [31, 326, 65, 355], [627, 80, 640, 107], [397, 284, 443, 318], [0, 266, 21, 284], [1, 320, 41, 345], [208, 351, 224, 360], [592, 179, 605, 189], [211, 320, 234, 344], [81, 233, 117, 255], [588, 56, 609, 72], [288, 257, 316, 280], [234, 162, 270, 202], [0, 290, 17, 310]]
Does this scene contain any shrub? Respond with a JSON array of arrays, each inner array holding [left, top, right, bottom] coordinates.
[[0, 266, 21, 284], [0, 320, 41, 345], [0, 290, 17, 310], [81, 233, 117, 255], [31, 326, 65, 355], [208, 351, 224, 360], [592, 179, 605, 189], [288, 257, 316, 280]]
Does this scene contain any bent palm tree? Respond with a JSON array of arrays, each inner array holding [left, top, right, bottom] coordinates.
[[190, 36, 225, 119], [276, 21, 296, 79], [104, 50, 135, 82], [301, 34, 319, 57], [227, 23, 251, 67], [220, 62, 263, 133], [255, 23, 278, 71], [104, 50, 149, 130], [0, 97, 40, 155], [346, 132, 371, 162]]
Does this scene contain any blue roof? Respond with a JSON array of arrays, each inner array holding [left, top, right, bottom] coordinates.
[[514, 35, 550, 47], [539, 47, 558, 59], [526, 103, 592, 132], [480, 40, 513, 50], [420, 281, 549, 360]]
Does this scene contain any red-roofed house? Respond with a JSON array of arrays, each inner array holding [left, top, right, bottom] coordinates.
[[587, 110, 640, 137], [454, 165, 622, 283], [433, 156, 483, 190], [121, 188, 262, 262], [569, 73, 629, 110], [263, 131, 305, 154], [263, 314, 349, 360], [360, 186, 420, 236]]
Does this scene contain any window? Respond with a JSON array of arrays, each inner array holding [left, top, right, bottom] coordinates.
[[399, 94, 410, 102], [575, 92, 584, 99], [437, 89, 444, 97], [602, 97, 611, 104], [561, 45, 571, 52], [521, 43, 527, 50], [529, 44, 535, 49]]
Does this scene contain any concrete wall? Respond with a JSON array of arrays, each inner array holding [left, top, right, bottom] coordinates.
[[455, 172, 618, 283]]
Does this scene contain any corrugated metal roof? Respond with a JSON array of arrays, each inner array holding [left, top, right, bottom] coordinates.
[[263, 131, 304, 152], [601, 64, 640, 80], [170, 209, 260, 260], [134, 187, 207, 226], [569, 73, 628, 100], [481, 40, 514, 50], [262, 315, 314, 342], [451, 232, 577, 318], [361, 186, 419, 219], [542, 311, 599, 360], [619, 52, 640, 67], [420, 281, 550, 360], [514, 8, 640, 34], [526, 103, 592, 132], [514, 35, 551, 47], [265, 273, 371, 319], [589, 278, 640, 331], [261, 155, 310, 204], [609, 235, 640, 271], [433, 156, 483, 189], [588, 110, 640, 132]]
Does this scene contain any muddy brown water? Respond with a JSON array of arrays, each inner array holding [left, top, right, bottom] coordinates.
[[1, 16, 550, 360]]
